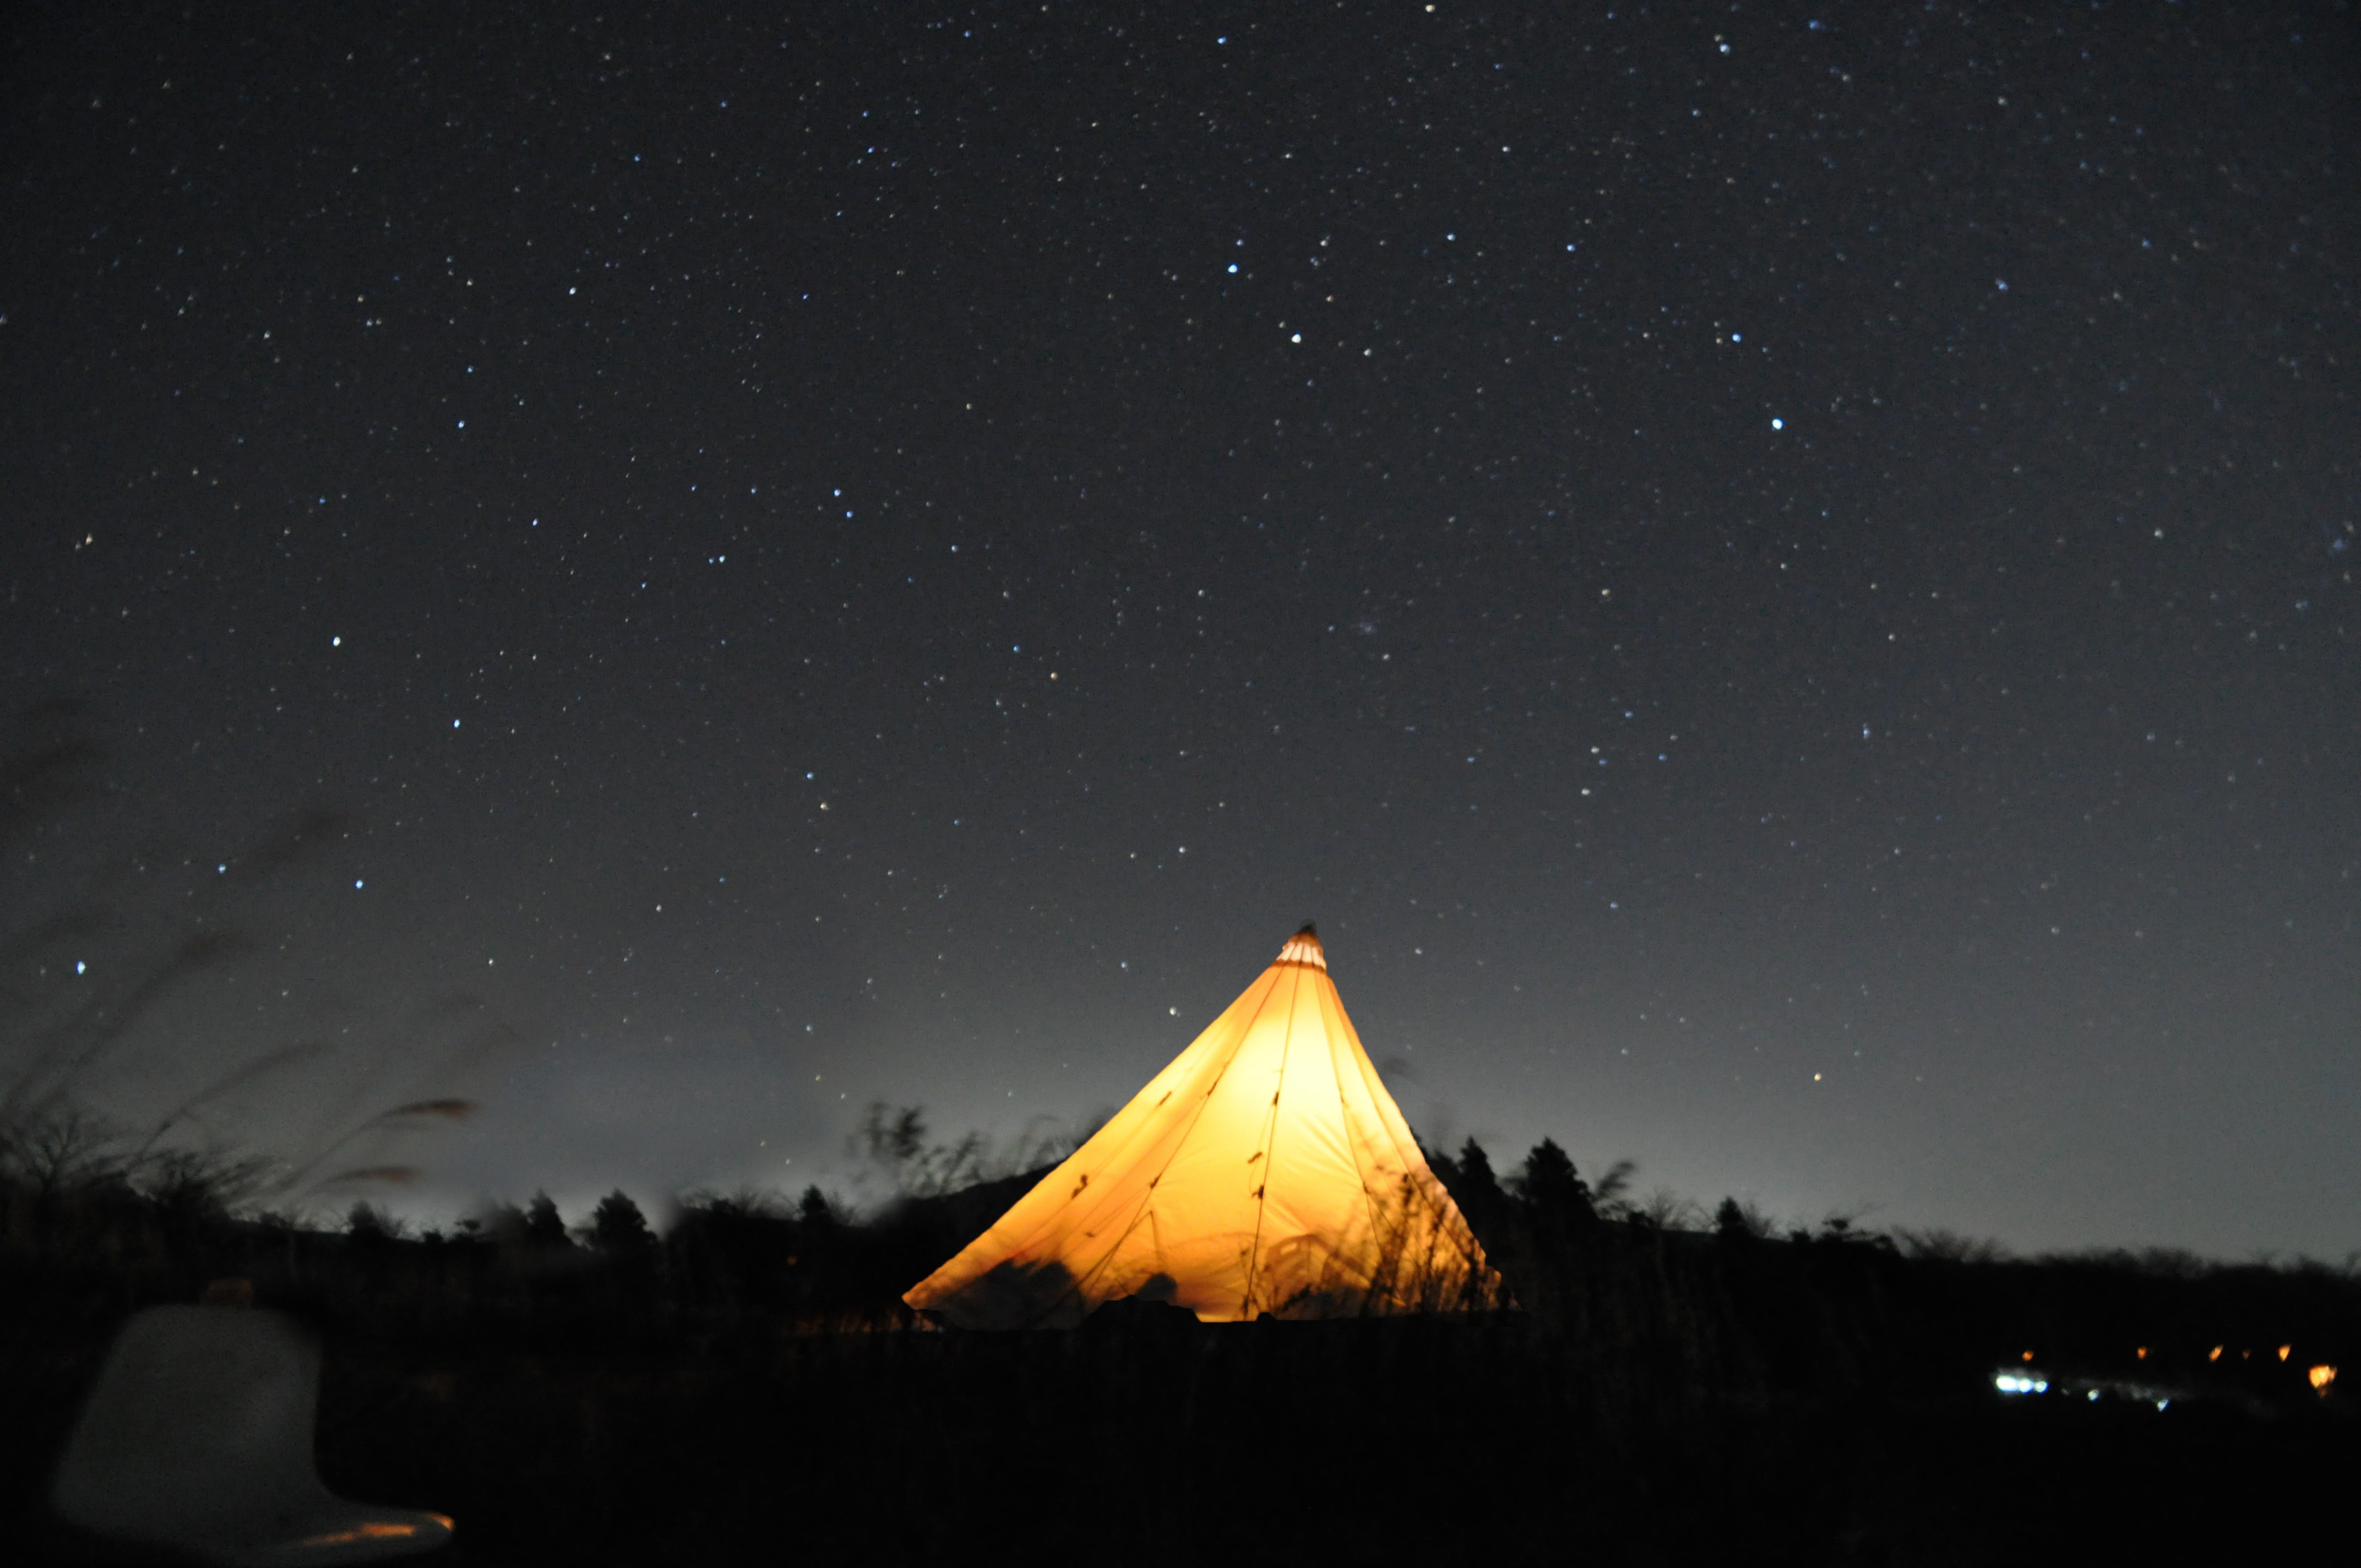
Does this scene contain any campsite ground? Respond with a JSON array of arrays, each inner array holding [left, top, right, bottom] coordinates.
[[298, 1317, 2351, 1565], [6, 1179, 2355, 1565], [6, 1306, 2353, 1564]]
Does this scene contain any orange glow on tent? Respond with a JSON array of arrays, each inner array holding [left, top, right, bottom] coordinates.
[[904, 925, 1502, 1328], [2310, 1365, 2337, 1393], [2136, 1346, 2148, 1360], [2208, 1346, 2222, 1362], [2278, 1344, 2292, 1362]]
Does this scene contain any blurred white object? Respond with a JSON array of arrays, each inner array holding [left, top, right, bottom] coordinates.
[[50, 1304, 453, 1564]]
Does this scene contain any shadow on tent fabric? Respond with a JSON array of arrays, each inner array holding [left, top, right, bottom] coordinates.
[[921, 1257, 1084, 1330], [45, 1304, 453, 1566]]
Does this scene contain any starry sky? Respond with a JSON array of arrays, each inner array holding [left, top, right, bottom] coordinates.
[[3, 2, 2354, 1256]]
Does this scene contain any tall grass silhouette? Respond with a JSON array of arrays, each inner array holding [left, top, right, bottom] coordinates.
[[0, 700, 512, 1229]]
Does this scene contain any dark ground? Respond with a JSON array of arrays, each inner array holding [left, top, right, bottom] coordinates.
[[5, 1153, 2355, 1564]]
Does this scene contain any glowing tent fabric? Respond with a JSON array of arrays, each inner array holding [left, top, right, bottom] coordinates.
[[905, 925, 1500, 1327]]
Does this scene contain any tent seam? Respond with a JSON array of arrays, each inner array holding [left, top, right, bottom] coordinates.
[[1241, 962, 1303, 1317]]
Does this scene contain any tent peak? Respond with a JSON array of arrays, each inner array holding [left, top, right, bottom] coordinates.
[[1275, 924, 1326, 970]]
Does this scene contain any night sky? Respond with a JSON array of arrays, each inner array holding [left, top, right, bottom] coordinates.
[[3, 3, 2354, 1257]]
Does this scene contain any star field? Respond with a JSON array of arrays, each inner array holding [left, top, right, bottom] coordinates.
[[2, 2, 2353, 1252]]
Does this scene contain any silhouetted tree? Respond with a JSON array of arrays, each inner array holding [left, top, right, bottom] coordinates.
[[1432, 1136, 1513, 1247], [1516, 1139, 1596, 1223], [346, 1201, 401, 1246], [3, 1106, 123, 1202], [589, 1190, 655, 1256], [525, 1190, 570, 1249], [1457, 1137, 1502, 1195]]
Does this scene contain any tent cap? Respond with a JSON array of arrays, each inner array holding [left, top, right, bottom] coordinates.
[[1275, 925, 1327, 970]]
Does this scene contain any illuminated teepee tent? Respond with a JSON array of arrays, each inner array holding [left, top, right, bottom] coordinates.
[[906, 924, 1500, 1328]]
